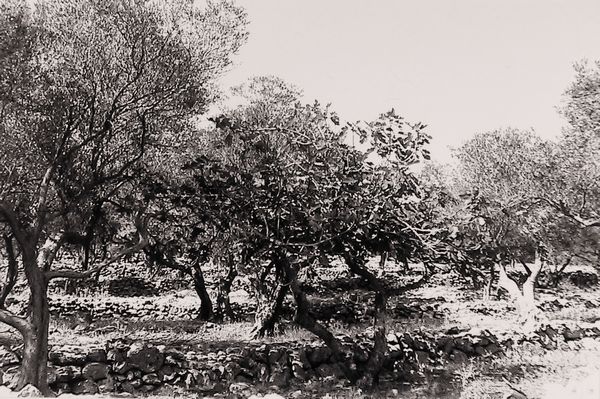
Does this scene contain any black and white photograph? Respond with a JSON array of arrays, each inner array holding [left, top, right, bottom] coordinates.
[[0, 1, 599, 398]]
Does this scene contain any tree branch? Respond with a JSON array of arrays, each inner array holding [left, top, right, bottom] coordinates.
[[0, 235, 19, 309], [0, 202, 28, 249], [0, 309, 29, 336], [46, 215, 149, 280]]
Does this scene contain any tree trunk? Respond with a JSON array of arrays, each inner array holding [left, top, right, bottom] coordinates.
[[214, 255, 237, 322], [378, 252, 387, 276], [497, 252, 544, 330], [17, 256, 51, 395], [343, 253, 388, 388], [278, 252, 359, 383], [251, 280, 287, 338], [191, 264, 213, 321], [485, 262, 495, 299]]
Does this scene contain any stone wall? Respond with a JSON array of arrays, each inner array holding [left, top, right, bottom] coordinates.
[[48, 294, 443, 324], [1, 324, 598, 396]]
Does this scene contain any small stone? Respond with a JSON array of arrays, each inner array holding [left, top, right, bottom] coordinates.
[[126, 369, 142, 381], [54, 365, 83, 383], [445, 326, 461, 335], [120, 381, 136, 394], [0, 347, 19, 368], [107, 349, 126, 363], [563, 328, 584, 341], [17, 384, 42, 397], [229, 381, 251, 395], [449, 349, 469, 363], [474, 345, 486, 356], [129, 378, 143, 388], [112, 361, 132, 374], [484, 344, 501, 355], [138, 384, 157, 393], [97, 375, 117, 393], [414, 350, 429, 364], [142, 373, 161, 385], [52, 383, 71, 394]]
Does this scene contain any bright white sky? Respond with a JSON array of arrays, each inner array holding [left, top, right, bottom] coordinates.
[[218, 0, 600, 162]]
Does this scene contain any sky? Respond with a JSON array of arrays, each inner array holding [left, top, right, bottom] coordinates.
[[218, 1, 600, 162]]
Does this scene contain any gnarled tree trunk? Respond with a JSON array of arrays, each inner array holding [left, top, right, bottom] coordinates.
[[278, 251, 360, 383], [214, 254, 238, 322], [14, 251, 52, 395], [343, 253, 388, 388], [498, 251, 544, 329], [251, 279, 287, 338], [191, 264, 213, 321]]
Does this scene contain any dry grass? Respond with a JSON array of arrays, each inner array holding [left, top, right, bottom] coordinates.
[[458, 334, 600, 399]]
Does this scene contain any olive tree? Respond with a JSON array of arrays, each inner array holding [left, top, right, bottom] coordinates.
[[0, 0, 247, 392]]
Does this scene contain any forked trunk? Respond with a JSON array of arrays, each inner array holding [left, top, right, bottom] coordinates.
[[497, 252, 544, 329]]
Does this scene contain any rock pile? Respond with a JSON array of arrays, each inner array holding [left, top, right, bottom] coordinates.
[[0, 330, 506, 396], [569, 271, 599, 288], [1, 322, 597, 396]]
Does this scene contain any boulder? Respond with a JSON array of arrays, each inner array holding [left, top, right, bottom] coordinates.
[[54, 365, 82, 383], [71, 379, 99, 395], [563, 328, 584, 341], [82, 362, 109, 381], [127, 344, 164, 373], [86, 349, 107, 363], [48, 349, 87, 366], [17, 384, 42, 397]]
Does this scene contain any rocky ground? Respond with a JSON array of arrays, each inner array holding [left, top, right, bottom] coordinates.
[[0, 263, 599, 398]]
